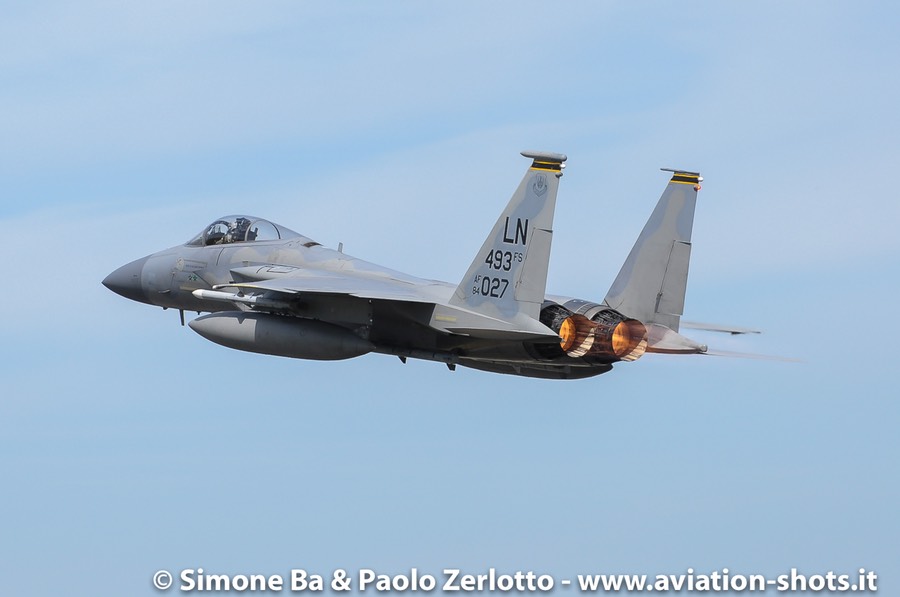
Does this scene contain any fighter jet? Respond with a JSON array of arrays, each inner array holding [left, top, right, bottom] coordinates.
[[103, 151, 752, 379]]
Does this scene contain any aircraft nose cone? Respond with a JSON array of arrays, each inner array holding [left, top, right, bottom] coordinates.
[[102, 256, 149, 304]]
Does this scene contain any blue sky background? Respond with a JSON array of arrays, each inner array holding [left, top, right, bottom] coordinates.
[[2, 2, 898, 595]]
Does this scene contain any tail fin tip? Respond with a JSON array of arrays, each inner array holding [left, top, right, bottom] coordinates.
[[661, 167, 703, 188], [521, 150, 567, 172]]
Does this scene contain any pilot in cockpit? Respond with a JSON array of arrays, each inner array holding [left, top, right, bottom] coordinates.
[[204, 217, 252, 245], [204, 221, 230, 245], [232, 217, 251, 243], [190, 215, 290, 247]]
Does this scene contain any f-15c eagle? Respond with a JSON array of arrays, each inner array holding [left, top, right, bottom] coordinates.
[[103, 151, 754, 379]]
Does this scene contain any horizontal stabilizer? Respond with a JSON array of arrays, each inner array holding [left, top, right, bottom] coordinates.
[[681, 321, 762, 336], [701, 349, 801, 362], [680, 320, 762, 335], [644, 323, 707, 354]]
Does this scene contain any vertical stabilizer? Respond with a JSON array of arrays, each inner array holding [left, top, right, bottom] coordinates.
[[450, 151, 566, 322], [603, 169, 702, 331]]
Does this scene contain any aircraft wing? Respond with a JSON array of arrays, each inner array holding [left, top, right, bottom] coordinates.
[[231, 276, 434, 302], [192, 264, 559, 341], [679, 320, 762, 335], [204, 264, 441, 303]]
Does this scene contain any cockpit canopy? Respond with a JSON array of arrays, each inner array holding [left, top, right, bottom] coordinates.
[[186, 215, 303, 247]]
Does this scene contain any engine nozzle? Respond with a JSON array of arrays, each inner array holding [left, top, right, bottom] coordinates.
[[557, 313, 647, 362]]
